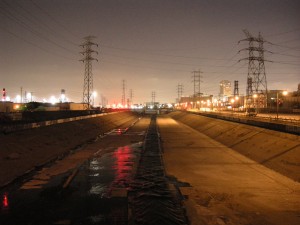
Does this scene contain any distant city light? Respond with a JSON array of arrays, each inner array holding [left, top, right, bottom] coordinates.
[[14, 104, 20, 110], [26, 92, 31, 101], [60, 94, 66, 102], [15, 95, 21, 103], [50, 96, 57, 105]]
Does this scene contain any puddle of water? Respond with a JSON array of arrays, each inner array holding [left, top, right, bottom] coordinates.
[[0, 142, 143, 225], [85, 143, 142, 198], [105, 128, 129, 136], [1, 193, 9, 211]]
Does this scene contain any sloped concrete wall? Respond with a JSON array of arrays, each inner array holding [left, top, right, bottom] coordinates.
[[168, 111, 300, 182], [0, 111, 139, 187]]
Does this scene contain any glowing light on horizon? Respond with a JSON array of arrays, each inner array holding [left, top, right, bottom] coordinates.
[[50, 96, 57, 105]]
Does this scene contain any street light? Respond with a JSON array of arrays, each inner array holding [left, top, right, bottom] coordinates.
[[93, 91, 97, 106], [276, 90, 288, 119], [253, 94, 258, 113]]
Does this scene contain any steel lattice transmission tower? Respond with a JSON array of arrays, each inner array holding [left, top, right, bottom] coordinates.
[[151, 91, 156, 105], [234, 80, 239, 97], [80, 36, 98, 110], [129, 89, 133, 106], [191, 70, 203, 98], [177, 84, 184, 103], [239, 30, 270, 108], [121, 80, 126, 107], [191, 70, 203, 109]]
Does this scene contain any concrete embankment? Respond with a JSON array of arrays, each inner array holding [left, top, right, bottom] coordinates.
[[168, 111, 300, 182], [0, 111, 140, 187]]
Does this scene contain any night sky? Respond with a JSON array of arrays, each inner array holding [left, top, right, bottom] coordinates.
[[0, 0, 299, 105]]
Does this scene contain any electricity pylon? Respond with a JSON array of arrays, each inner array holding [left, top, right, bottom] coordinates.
[[151, 91, 156, 105], [80, 36, 98, 110], [129, 89, 133, 106], [121, 80, 126, 107], [234, 80, 239, 97], [239, 30, 270, 108], [191, 70, 203, 98], [191, 70, 203, 108], [177, 84, 184, 103]]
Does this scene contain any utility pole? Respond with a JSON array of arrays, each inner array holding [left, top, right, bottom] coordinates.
[[177, 84, 184, 103], [80, 36, 98, 110], [121, 80, 126, 107], [20, 86, 23, 103], [239, 30, 270, 109], [24, 91, 27, 103]]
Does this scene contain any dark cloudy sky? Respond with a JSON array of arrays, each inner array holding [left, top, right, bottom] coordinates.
[[0, 0, 299, 104]]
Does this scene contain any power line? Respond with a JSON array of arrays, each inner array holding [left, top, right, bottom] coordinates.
[[0, 25, 77, 60], [268, 42, 300, 51], [265, 27, 300, 37], [11, 0, 78, 46], [0, 3, 77, 54], [272, 61, 300, 66], [103, 52, 241, 68], [271, 52, 300, 58], [100, 44, 240, 61], [275, 38, 300, 45], [29, 0, 82, 40]]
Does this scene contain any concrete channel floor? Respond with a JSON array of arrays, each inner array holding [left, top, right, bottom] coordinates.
[[158, 116, 300, 225], [0, 117, 152, 225], [20, 117, 151, 191]]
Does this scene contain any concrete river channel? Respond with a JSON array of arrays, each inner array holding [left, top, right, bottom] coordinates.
[[0, 116, 188, 225]]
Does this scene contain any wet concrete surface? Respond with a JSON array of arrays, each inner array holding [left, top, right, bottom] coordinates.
[[0, 118, 147, 225], [0, 143, 141, 225], [0, 116, 189, 225]]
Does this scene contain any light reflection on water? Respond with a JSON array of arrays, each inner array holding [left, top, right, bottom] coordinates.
[[88, 143, 142, 197], [89, 184, 106, 195], [2, 193, 9, 209], [0, 192, 9, 214]]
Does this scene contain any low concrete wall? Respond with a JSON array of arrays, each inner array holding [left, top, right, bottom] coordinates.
[[1, 112, 117, 133], [168, 111, 300, 182]]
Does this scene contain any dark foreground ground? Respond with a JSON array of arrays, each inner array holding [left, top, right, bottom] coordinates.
[[0, 114, 149, 224]]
